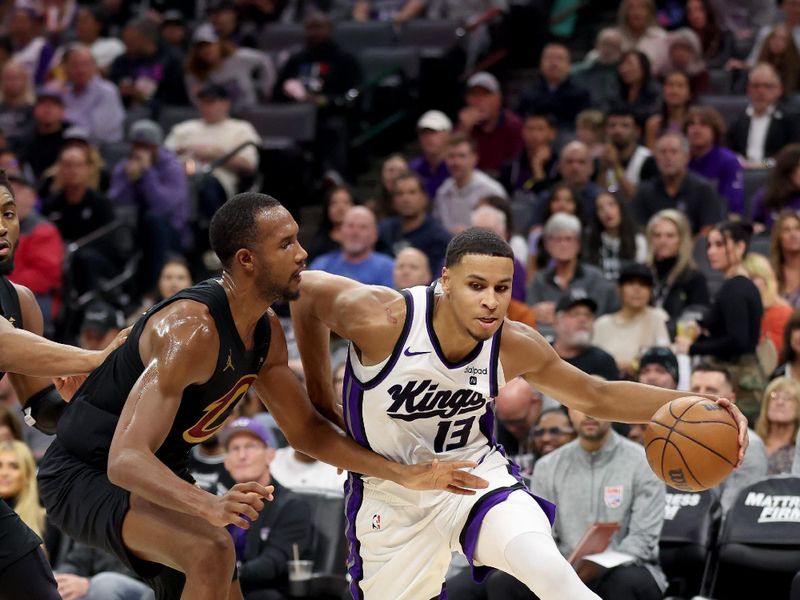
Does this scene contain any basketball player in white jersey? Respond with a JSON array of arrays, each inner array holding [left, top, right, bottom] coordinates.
[[291, 228, 748, 600]]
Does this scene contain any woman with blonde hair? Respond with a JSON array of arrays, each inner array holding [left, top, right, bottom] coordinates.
[[0, 440, 45, 539], [744, 252, 794, 356], [755, 377, 800, 474], [645, 209, 709, 334], [769, 210, 800, 308]]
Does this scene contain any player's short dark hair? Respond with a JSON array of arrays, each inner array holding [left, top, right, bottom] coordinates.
[[692, 362, 733, 387], [445, 228, 513, 268], [209, 192, 282, 268], [0, 169, 14, 200]]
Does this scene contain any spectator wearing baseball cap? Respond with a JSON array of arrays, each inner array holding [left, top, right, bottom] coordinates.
[[457, 71, 523, 177], [109, 119, 189, 292], [221, 417, 313, 598], [629, 345, 680, 444], [593, 263, 671, 378], [409, 110, 452, 199], [78, 299, 125, 351]]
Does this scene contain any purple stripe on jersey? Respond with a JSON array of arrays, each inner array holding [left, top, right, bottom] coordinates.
[[488, 326, 503, 398], [437, 582, 448, 599], [343, 363, 370, 449], [478, 402, 496, 446], [354, 290, 415, 391], [425, 285, 484, 369], [344, 473, 365, 599], [459, 485, 557, 583]]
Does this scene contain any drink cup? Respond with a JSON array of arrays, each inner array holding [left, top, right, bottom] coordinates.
[[288, 559, 313, 597]]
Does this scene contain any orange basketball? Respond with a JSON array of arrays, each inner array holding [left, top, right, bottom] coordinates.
[[644, 396, 739, 492]]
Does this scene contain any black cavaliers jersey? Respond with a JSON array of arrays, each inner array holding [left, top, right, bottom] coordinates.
[[0, 275, 23, 381], [57, 279, 272, 475]]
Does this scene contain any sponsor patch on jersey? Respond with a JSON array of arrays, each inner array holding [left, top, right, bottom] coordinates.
[[604, 486, 623, 509]]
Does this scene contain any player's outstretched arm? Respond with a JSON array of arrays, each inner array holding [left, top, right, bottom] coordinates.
[[3, 285, 127, 434], [0, 290, 121, 377], [108, 302, 272, 527], [255, 312, 488, 495], [291, 270, 404, 429], [502, 320, 749, 464]]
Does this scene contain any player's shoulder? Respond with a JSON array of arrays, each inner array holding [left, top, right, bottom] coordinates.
[[143, 298, 219, 344], [499, 319, 554, 371]]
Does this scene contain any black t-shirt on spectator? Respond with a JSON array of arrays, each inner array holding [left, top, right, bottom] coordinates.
[[563, 345, 619, 381], [12, 122, 69, 179], [516, 75, 591, 129], [631, 171, 724, 234], [377, 215, 452, 275], [43, 188, 116, 243], [109, 45, 189, 107]]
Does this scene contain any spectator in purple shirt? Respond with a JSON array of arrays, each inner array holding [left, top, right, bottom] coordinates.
[[471, 205, 527, 302], [62, 44, 125, 144], [685, 105, 744, 214], [409, 110, 451, 200], [457, 71, 524, 177], [108, 119, 189, 292]]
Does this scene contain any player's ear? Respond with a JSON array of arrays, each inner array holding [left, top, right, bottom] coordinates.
[[441, 267, 450, 293], [234, 248, 254, 272]]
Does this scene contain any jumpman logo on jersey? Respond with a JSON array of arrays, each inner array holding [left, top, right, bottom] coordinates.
[[223, 349, 234, 372]]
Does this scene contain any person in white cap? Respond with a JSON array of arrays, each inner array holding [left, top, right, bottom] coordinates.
[[409, 110, 452, 199], [458, 71, 523, 176]]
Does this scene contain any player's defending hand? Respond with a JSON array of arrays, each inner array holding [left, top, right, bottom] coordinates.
[[203, 482, 275, 528], [399, 460, 489, 495]]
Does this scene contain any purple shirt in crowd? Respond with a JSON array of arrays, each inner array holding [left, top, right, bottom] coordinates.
[[688, 145, 744, 214], [750, 187, 800, 227], [64, 75, 125, 144], [108, 147, 189, 243], [409, 155, 450, 200]]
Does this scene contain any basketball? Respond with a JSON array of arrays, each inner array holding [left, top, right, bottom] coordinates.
[[644, 396, 739, 492]]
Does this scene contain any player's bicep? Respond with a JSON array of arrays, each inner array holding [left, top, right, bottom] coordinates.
[[8, 284, 58, 401]]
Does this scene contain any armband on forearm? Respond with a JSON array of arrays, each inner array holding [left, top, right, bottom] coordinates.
[[23, 385, 67, 435]]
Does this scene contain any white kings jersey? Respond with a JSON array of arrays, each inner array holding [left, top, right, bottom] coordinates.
[[342, 283, 507, 503]]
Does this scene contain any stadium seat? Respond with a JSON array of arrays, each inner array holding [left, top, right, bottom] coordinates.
[[698, 95, 749, 127], [659, 487, 722, 599], [705, 476, 800, 599], [395, 19, 461, 57], [296, 491, 348, 598], [258, 23, 304, 54], [359, 47, 421, 84], [237, 103, 317, 149], [157, 105, 200, 136], [742, 168, 770, 220], [708, 69, 732, 95], [333, 21, 395, 54]]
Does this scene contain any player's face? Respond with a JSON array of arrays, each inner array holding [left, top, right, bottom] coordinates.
[[0, 450, 23, 498], [224, 434, 271, 484], [252, 209, 307, 302], [0, 186, 18, 276], [568, 407, 612, 442], [690, 370, 733, 399], [442, 254, 514, 342]]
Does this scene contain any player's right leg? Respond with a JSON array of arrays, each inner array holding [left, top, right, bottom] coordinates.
[[472, 490, 600, 600], [122, 493, 236, 600]]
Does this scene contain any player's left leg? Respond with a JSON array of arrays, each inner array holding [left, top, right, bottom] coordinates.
[[472, 490, 600, 600]]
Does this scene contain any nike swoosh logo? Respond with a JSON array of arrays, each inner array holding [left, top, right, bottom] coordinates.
[[403, 348, 431, 357]]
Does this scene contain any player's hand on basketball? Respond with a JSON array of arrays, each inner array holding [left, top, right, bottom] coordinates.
[[715, 397, 749, 467], [54, 375, 88, 401], [205, 482, 274, 528], [400, 459, 489, 495]]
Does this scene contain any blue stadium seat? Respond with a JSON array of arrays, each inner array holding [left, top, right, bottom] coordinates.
[[359, 47, 421, 84], [237, 103, 317, 149], [698, 95, 749, 127], [258, 23, 304, 54], [395, 19, 461, 57]]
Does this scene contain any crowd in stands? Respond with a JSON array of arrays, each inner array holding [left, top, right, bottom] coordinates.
[[3, 0, 800, 598]]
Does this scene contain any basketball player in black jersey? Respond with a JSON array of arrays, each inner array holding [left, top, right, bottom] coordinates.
[[37, 193, 488, 600], [0, 170, 126, 600]]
